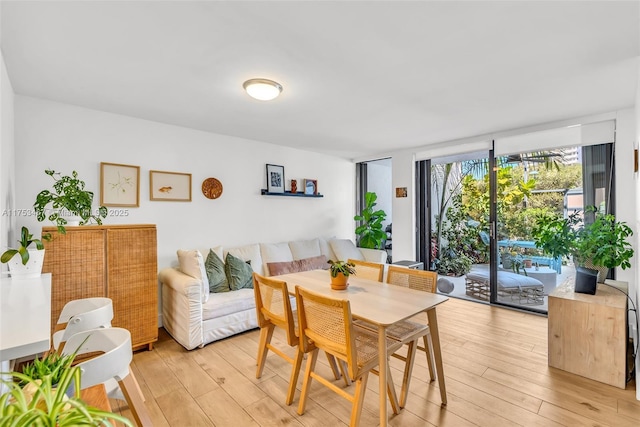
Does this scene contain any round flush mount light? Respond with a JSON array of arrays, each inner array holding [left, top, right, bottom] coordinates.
[[243, 78, 283, 101]]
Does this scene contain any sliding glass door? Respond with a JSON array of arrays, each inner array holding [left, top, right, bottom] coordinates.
[[417, 122, 616, 314]]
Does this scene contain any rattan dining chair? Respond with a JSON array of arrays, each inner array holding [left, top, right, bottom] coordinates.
[[347, 259, 384, 282], [253, 273, 304, 405], [253, 273, 344, 405], [384, 265, 439, 407], [294, 286, 403, 427]]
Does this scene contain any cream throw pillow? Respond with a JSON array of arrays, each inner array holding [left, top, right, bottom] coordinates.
[[329, 239, 364, 262], [177, 249, 209, 302]]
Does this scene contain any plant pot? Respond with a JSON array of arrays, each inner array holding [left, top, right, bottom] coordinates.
[[7, 249, 45, 279], [330, 272, 349, 290], [582, 259, 609, 283]]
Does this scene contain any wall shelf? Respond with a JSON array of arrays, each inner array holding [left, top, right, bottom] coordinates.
[[261, 189, 324, 198]]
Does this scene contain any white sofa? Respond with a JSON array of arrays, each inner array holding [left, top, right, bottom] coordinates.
[[158, 237, 386, 350]]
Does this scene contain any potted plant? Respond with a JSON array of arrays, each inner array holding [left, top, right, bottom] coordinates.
[[354, 192, 387, 249], [328, 260, 356, 290], [532, 207, 634, 282], [34, 169, 108, 234], [0, 365, 133, 426], [1, 226, 50, 278]]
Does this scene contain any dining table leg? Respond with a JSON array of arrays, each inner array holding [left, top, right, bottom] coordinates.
[[427, 308, 447, 405], [378, 325, 388, 427]]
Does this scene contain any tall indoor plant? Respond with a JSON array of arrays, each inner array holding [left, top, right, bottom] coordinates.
[[34, 169, 108, 234], [354, 191, 387, 249]]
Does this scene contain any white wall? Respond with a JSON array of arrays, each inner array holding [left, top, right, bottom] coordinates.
[[635, 61, 640, 400], [366, 158, 392, 229], [0, 52, 16, 274], [13, 96, 355, 271], [391, 152, 416, 262]]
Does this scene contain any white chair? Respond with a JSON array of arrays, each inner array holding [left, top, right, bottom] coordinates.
[[61, 327, 152, 427], [52, 297, 113, 352]]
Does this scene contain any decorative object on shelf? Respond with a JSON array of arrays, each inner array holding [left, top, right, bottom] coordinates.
[[202, 177, 223, 199], [303, 179, 317, 195], [327, 259, 356, 290], [1, 226, 49, 278], [266, 164, 285, 193], [354, 191, 387, 249], [100, 162, 140, 207], [150, 170, 192, 201], [34, 169, 108, 234], [290, 179, 297, 193], [396, 187, 407, 197]]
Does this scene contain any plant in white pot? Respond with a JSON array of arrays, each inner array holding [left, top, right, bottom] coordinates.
[[1, 226, 49, 278], [34, 169, 108, 234]]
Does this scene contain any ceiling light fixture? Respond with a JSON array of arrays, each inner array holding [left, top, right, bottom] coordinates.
[[243, 78, 283, 101]]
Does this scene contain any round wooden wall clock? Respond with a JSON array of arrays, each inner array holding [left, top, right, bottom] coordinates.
[[202, 177, 223, 199]]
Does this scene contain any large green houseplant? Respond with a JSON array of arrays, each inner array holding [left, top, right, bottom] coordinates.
[[34, 169, 108, 234], [532, 207, 634, 282], [354, 192, 387, 249]]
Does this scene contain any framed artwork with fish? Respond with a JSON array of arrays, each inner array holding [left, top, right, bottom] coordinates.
[[150, 170, 192, 201], [100, 162, 140, 207]]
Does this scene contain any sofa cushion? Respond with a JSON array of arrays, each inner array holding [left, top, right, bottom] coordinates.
[[260, 242, 294, 263], [226, 243, 263, 275], [267, 255, 328, 276], [202, 288, 256, 321], [225, 253, 254, 291], [205, 249, 230, 293], [177, 249, 209, 303], [289, 239, 322, 260], [329, 239, 364, 262], [319, 237, 337, 261]]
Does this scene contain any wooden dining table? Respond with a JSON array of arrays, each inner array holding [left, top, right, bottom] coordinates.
[[274, 269, 449, 427]]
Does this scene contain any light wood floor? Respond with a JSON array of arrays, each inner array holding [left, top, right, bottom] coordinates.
[[113, 297, 640, 426]]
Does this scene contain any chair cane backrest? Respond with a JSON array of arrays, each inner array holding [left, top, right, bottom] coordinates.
[[386, 266, 437, 293], [347, 259, 384, 282], [295, 286, 358, 379], [253, 273, 297, 346], [53, 297, 113, 351]]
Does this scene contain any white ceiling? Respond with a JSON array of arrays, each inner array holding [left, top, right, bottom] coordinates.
[[2, 1, 639, 159]]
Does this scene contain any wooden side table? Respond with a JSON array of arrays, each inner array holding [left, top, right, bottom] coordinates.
[[548, 279, 628, 388]]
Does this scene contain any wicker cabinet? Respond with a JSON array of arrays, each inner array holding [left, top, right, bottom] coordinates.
[[42, 224, 158, 350]]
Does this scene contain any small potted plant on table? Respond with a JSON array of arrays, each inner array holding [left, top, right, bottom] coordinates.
[[1, 226, 49, 278], [328, 260, 356, 290]]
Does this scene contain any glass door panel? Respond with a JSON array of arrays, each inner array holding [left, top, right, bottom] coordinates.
[[430, 152, 492, 302]]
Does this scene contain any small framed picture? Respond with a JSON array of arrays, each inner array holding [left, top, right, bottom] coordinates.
[[100, 162, 140, 207], [303, 179, 318, 195], [150, 170, 192, 201], [266, 164, 285, 193]]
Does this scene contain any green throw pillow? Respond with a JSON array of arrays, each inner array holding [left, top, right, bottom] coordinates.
[[225, 253, 254, 291], [205, 250, 230, 293]]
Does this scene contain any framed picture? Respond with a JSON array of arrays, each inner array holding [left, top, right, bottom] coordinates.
[[100, 162, 140, 207], [266, 164, 285, 193], [149, 170, 192, 201], [303, 179, 318, 195]]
